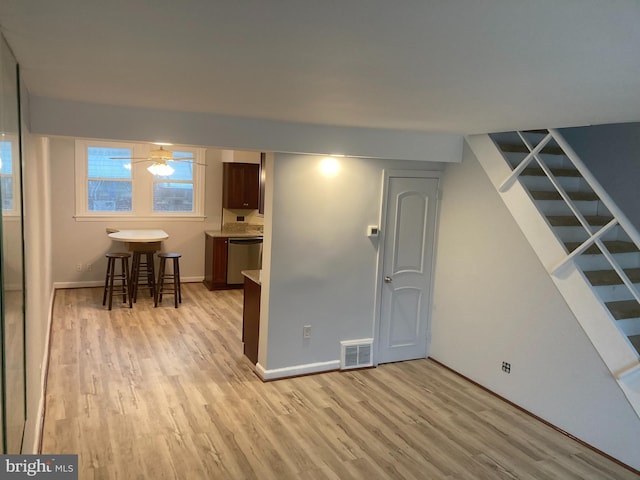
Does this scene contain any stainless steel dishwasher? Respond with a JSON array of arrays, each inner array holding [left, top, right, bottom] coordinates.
[[226, 237, 263, 284]]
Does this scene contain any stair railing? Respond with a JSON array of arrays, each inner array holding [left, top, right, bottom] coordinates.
[[550, 129, 640, 250], [500, 129, 640, 312], [498, 132, 554, 192], [549, 130, 640, 309]]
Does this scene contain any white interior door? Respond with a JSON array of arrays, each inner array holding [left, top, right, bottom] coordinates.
[[377, 174, 439, 364]]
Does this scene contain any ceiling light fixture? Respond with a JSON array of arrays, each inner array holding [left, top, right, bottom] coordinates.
[[147, 146, 177, 175], [319, 156, 341, 177], [147, 161, 175, 176]]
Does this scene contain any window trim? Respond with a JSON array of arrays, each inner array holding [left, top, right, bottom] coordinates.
[[1, 134, 21, 217], [75, 139, 206, 220]]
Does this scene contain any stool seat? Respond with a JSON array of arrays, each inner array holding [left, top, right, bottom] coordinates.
[[158, 252, 181, 259], [155, 252, 182, 308], [102, 252, 132, 310]]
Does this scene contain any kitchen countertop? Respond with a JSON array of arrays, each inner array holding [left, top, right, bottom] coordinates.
[[206, 230, 263, 238], [241, 270, 261, 285]]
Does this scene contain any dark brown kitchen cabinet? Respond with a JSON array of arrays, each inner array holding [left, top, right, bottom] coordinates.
[[242, 275, 261, 365], [223, 162, 260, 209], [204, 235, 228, 290]]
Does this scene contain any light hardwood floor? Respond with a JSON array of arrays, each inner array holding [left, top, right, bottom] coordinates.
[[42, 284, 639, 479]]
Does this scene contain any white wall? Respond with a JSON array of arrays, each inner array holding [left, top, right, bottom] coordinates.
[[431, 142, 640, 469], [30, 97, 463, 163], [49, 137, 226, 285], [260, 153, 445, 377], [561, 123, 640, 230]]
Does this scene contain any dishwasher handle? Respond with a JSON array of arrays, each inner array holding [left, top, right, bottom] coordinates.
[[228, 237, 263, 245]]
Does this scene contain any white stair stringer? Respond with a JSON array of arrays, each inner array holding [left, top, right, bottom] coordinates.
[[466, 133, 640, 419]]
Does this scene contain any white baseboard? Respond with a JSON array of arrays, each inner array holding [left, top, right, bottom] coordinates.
[[255, 360, 340, 381], [178, 276, 205, 283], [54, 280, 103, 289], [53, 276, 204, 289]]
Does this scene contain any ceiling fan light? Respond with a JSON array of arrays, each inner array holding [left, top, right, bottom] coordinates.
[[147, 162, 175, 176]]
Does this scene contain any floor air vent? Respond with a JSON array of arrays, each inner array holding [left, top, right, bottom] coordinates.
[[340, 339, 373, 370]]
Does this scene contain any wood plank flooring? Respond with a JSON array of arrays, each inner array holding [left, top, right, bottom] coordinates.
[[42, 284, 639, 479]]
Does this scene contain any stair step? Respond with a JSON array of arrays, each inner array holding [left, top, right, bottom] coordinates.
[[577, 251, 640, 271], [497, 144, 564, 155], [585, 268, 640, 286], [606, 300, 640, 320], [629, 335, 640, 354], [524, 129, 550, 134], [521, 167, 581, 177], [547, 215, 613, 227], [530, 190, 599, 201], [565, 240, 638, 255]]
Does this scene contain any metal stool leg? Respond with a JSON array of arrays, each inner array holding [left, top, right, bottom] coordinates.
[[108, 259, 116, 310], [154, 256, 165, 307], [173, 257, 181, 307], [130, 251, 139, 303], [146, 252, 156, 298], [123, 255, 132, 308], [172, 258, 178, 308], [102, 257, 113, 306]]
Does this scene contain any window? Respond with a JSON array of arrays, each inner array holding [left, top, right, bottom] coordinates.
[[153, 152, 194, 213], [87, 146, 132, 212], [0, 136, 20, 215], [75, 140, 205, 220]]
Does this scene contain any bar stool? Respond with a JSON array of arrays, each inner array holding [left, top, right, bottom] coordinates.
[[155, 252, 182, 308], [130, 250, 156, 303], [102, 252, 132, 310]]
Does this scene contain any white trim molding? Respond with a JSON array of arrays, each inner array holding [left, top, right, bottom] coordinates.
[[53, 277, 204, 290], [255, 360, 340, 381]]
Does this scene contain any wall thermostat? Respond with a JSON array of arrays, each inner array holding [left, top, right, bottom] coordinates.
[[367, 225, 380, 237]]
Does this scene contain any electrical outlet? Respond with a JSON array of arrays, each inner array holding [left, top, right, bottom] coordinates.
[[76, 263, 82, 272], [86, 263, 92, 271], [502, 361, 511, 374], [303, 325, 311, 339]]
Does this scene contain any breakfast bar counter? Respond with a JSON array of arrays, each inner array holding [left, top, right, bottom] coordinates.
[[108, 229, 169, 251]]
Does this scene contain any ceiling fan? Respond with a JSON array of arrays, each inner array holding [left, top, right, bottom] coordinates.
[[110, 145, 204, 176]]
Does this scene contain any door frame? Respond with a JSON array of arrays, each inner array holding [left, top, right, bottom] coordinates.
[[373, 169, 442, 366]]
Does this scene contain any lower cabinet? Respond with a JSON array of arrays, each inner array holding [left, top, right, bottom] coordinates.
[[242, 275, 261, 364], [204, 235, 228, 290]]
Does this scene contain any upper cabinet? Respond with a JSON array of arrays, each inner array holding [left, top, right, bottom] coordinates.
[[223, 162, 260, 209]]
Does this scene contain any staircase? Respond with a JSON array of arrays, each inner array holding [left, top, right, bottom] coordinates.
[[467, 129, 640, 418]]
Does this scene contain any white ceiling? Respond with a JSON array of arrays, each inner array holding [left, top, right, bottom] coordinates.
[[1, 0, 639, 134]]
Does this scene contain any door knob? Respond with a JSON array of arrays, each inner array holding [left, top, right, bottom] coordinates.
[[384, 276, 393, 283]]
